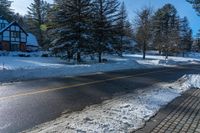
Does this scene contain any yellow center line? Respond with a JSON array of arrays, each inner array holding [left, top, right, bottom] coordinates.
[[0, 68, 180, 101]]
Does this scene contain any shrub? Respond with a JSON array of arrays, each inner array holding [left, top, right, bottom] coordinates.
[[18, 54, 30, 57], [41, 54, 49, 57]]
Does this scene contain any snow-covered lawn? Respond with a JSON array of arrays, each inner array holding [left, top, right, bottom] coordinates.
[[0, 57, 66, 70], [0, 53, 200, 83], [23, 74, 200, 133]]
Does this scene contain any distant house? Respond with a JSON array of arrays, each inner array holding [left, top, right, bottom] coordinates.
[[0, 16, 39, 52]]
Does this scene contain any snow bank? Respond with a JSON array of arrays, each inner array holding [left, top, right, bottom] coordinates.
[[0, 56, 142, 83], [125, 54, 200, 66], [187, 52, 200, 59], [25, 74, 200, 133], [180, 74, 200, 89], [0, 51, 49, 57], [0, 53, 200, 83]]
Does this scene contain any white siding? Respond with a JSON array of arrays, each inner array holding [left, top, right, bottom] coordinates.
[[3, 31, 9, 36], [21, 33, 26, 42], [27, 33, 39, 47], [11, 26, 15, 31], [16, 26, 20, 31]]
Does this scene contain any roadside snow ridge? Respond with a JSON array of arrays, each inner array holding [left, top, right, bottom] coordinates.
[[24, 74, 200, 133]]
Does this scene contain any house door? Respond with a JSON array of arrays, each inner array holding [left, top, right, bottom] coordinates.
[[0, 42, 2, 50], [10, 42, 20, 51]]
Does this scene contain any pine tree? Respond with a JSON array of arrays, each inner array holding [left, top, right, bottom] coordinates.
[[187, 0, 200, 15], [152, 9, 165, 54], [113, 2, 132, 57], [152, 4, 180, 58], [186, 0, 199, 52], [13, 13, 26, 27], [161, 4, 180, 58], [134, 7, 152, 59], [179, 17, 193, 56], [51, 0, 93, 62], [196, 38, 200, 51], [0, 0, 13, 21], [27, 0, 51, 47], [92, 0, 120, 62], [193, 31, 200, 52]]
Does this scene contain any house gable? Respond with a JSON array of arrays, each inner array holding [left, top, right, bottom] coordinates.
[[0, 21, 28, 51], [0, 21, 28, 36], [0, 22, 28, 43]]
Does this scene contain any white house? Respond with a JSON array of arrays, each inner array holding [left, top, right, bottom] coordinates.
[[0, 16, 28, 51], [0, 16, 39, 52], [26, 33, 39, 52]]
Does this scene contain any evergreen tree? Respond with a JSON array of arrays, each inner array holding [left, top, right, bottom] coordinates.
[[27, 0, 51, 47], [179, 17, 193, 56], [134, 7, 152, 59], [0, 0, 13, 21], [113, 2, 132, 56], [51, 0, 93, 62], [92, 0, 120, 62], [187, 0, 200, 15], [161, 4, 180, 58], [13, 13, 26, 27], [187, 0, 199, 52], [152, 4, 180, 58], [152, 9, 165, 54], [193, 31, 200, 51]]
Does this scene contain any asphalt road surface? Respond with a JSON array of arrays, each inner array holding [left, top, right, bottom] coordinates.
[[0, 64, 200, 133]]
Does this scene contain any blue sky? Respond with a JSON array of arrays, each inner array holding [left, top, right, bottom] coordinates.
[[12, 0, 200, 35]]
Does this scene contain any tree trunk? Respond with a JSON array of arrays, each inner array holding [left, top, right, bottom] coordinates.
[[143, 43, 146, 59], [98, 52, 102, 63], [67, 50, 71, 62], [158, 44, 162, 55], [165, 49, 168, 60], [143, 51, 146, 59], [182, 52, 185, 57], [77, 51, 81, 63], [119, 36, 123, 57], [159, 47, 162, 55]]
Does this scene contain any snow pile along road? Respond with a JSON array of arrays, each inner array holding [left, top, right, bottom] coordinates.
[[180, 74, 200, 89], [25, 74, 200, 133], [0, 56, 142, 83], [1, 53, 200, 83]]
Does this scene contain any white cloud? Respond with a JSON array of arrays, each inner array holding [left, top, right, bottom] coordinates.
[[11, 0, 53, 15]]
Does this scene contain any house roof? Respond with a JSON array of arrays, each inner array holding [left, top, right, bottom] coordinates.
[[27, 33, 39, 47], [0, 16, 8, 21], [0, 21, 28, 36]]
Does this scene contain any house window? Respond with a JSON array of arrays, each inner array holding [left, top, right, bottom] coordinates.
[[0, 23, 5, 29], [11, 32, 19, 38]]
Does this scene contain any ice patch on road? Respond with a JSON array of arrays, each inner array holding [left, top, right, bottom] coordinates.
[[24, 74, 200, 133]]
